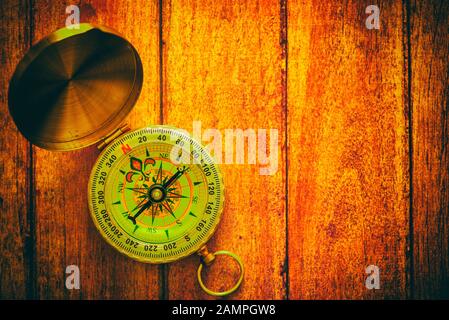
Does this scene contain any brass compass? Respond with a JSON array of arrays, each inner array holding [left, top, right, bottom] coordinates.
[[8, 23, 243, 297]]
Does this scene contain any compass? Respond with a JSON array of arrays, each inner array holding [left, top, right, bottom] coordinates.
[[8, 24, 243, 296], [89, 126, 224, 264]]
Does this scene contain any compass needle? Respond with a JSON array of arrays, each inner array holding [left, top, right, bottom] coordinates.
[[163, 169, 185, 189], [128, 198, 152, 224], [131, 197, 147, 212]]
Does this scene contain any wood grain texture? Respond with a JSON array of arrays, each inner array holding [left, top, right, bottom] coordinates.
[[410, 0, 449, 299], [287, 0, 409, 299], [162, 0, 287, 299], [31, 0, 161, 299], [1, 0, 449, 300], [0, 0, 31, 299]]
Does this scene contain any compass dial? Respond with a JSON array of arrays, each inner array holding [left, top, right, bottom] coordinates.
[[88, 126, 224, 263]]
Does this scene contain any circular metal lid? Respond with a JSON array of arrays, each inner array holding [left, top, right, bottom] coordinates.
[[8, 23, 143, 151]]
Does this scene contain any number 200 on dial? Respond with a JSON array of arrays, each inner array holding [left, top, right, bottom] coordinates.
[[88, 126, 224, 263]]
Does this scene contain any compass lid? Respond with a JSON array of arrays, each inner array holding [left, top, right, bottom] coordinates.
[[8, 23, 143, 151]]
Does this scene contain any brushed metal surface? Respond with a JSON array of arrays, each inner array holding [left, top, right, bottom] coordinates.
[[8, 24, 143, 150]]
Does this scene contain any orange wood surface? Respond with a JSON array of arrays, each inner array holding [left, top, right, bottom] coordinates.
[[410, 0, 449, 299], [0, 0, 31, 299], [0, 0, 448, 299], [287, 0, 409, 299]]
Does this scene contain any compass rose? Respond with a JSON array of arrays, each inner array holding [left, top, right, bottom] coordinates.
[[125, 157, 189, 225]]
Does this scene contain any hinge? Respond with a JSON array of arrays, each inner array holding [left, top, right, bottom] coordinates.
[[97, 123, 131, 150]]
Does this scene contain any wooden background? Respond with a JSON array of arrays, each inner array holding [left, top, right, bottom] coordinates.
[[0, 0, 448, 299]]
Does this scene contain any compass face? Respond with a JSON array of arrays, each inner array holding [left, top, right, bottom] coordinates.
[[88, 126, 224, 263]]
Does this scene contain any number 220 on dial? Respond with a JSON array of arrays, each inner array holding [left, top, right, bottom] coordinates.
[[88, 126, 224, 263]]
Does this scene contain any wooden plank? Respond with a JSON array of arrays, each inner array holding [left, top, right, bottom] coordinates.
[[287, 0, 409, 299], [0, 0, 31, 299], [410, 0, 449, 299], [162, 0, 287, 299], [32, 0, 161, 299]]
